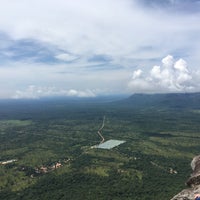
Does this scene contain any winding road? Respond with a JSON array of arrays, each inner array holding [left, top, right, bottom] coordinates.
[[97, 116, 105, 144]]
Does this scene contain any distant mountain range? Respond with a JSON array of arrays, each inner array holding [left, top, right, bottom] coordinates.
[[119, 92, 200, 109], [0, 93, 200, 110]]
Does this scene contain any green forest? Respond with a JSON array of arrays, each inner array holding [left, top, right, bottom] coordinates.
[[1, 94, 200, 200]]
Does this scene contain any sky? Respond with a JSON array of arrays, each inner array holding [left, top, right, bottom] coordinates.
[[0, 0, 200, 99]]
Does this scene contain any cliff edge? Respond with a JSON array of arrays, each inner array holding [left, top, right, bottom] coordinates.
[[171, 155, 200, 200]]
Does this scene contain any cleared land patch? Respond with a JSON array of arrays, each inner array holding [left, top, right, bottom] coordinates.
[[96, 139, 126, 149]]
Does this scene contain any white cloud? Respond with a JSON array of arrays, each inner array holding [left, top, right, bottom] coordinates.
[[67, 89, 96, 97], [0, 59, 130, 98], [174, 58, 188, 72], [150, 66, 161, 79], [0, 1, 200, 98], [162, 55, 174, 68], [132, 69, 143, 79], [13, 85, 96, 99], [128, 55, 196, 93], [0, 0, 199, 65], [55, 53, 78, 62]]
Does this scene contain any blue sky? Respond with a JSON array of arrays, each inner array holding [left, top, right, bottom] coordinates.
[[0, 0, 200, 98]]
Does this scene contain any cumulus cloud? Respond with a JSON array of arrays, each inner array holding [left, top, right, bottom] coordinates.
[[128, 55, 195, 93], [13, 85, 96, 99], [132, 69, 143, 79]]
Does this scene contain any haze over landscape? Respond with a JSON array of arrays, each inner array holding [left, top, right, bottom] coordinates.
[[0, 0, 200, 98], [1, 2, 200, 199]]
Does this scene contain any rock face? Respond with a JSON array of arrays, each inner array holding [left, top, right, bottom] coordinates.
[[171, 155, 200, 200]]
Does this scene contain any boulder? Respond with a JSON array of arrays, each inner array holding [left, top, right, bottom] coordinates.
[[171, 155, 200, 200]]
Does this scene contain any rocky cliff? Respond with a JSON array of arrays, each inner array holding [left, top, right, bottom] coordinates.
[[171, 155, 200, 200]]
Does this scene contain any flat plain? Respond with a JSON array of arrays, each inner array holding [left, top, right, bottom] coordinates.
[[1, 94, 200, 200]]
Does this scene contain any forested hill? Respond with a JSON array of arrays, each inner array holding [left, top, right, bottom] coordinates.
[[117, 92, 200, 109]]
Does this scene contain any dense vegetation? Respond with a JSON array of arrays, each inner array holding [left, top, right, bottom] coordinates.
[[1, 94, 200, 199]]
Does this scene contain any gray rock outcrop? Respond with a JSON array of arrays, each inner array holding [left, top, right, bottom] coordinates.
[[171, 155, 200, 200]]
